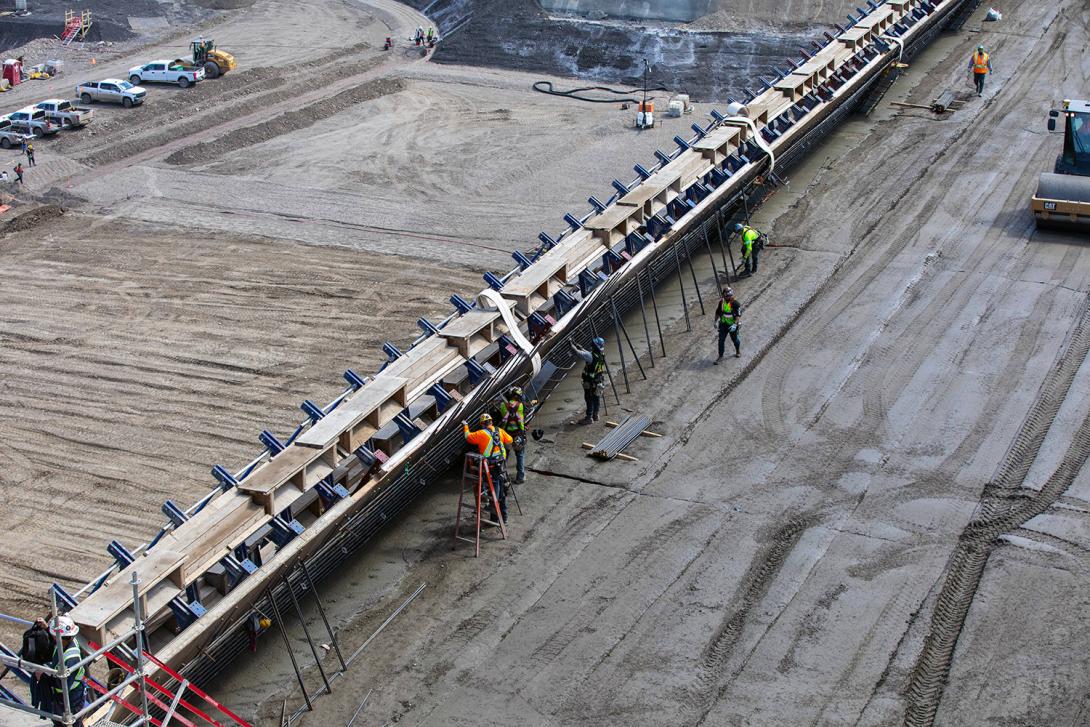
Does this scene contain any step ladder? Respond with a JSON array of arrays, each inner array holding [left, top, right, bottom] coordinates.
[[453, 453, 507, 557]]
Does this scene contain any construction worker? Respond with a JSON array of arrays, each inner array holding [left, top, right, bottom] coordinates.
[[19, 616, 54, 713], [968, 44, 992, 96], [571, 337, 607, 424], [463, 413, 513, 521], [714, 287, 741, 363], [13, 162, 24, 184], [49, 615, 85, 727], [26, 141, 35, 167], [734, 222, 762, 276], [499, 386, 527, 484]]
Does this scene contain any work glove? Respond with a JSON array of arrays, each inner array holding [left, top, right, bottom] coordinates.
[[729, 324, 738, 333]]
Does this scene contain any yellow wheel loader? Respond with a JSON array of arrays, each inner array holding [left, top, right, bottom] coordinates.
[[1032, 99, 1090, 230]]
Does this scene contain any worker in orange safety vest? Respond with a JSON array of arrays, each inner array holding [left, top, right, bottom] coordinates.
[[463, 413, 513, 521], [968, 45, 992, 96]]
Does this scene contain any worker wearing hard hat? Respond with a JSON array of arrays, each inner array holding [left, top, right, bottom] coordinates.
[[499, 387, 528, 484], [968, 44, 992, 96], [714, 287, 742, 364], [734, 222, 763, 276], [571, 337, 607, 424], [50, 615, 86, 726], [463, 413, 513, 521]]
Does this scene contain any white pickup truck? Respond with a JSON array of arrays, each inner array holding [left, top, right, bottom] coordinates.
[[6, 107, 59, 138], [0, 117, 34, 149], [76, 79, 147, 107], [36, 99, 94, 129], [127, 59, 205, 88]]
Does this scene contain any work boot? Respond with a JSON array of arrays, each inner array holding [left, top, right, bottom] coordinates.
[[714, 356, 721, 365], [577, 416, 593, 425], [735, 350, 741, 358], [592, 415, 600, 422], [515, 475, 525, 484]]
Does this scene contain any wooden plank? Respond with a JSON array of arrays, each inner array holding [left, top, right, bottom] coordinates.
[[382, 337, 464, 399], [237, 445, 322, 496], [171, 498, 269, 582], [554, 232, 609, 280], [618, 183, 658, 205], [69, 549, 186, 632], [439, 310, 503, 358], [692, 125, 741, 151], [583, 202, 641, 231], [855, 5, 894, 29], [439, 310, 499, 340], [296, 375, 408, 448]]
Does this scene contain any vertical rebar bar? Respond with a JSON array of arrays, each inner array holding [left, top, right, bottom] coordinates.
[[646, 268, 666, 357], [717, 208, 736, 277], [635, 272, 654, 367], [130, 572, 151, 726], [684, 244, 705, 315], [266, 586, 313, 712], [610, 302, 631, 393], [672, 246, 692, 332], [703, 226, 722, 293], [611, 297, 646, 380], [284, 575, 331, 695], [299, 561, 347, 671]]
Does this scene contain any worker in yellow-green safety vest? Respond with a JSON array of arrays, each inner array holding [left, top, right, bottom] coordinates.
[[714, 287, 742, 364], [463, 412, 513, 521], [499, 386, 527, 484], [734, 222, 762, 276], [49, 615, 86, 727], [968, 45, 992, 96]]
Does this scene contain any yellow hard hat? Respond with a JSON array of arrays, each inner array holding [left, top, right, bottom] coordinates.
[[479, 413, 492, 425]]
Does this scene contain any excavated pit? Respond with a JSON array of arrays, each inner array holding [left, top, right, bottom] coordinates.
[[412, 0, 861, 101]]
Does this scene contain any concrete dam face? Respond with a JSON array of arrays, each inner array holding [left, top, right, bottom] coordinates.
[[537, 0, 713, 23]]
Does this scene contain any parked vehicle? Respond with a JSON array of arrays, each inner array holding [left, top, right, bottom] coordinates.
[[76, 79, 147, 107], [35, 98, 94, 128], [6, 106, 59, 137], [127, 59, 204, 88], [0, 117, 34, 149]]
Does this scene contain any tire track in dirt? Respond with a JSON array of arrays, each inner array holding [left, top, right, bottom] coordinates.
[[903, 294, 1090, 727], [164, 77, 407, 166], [690, 515, 812, 726]]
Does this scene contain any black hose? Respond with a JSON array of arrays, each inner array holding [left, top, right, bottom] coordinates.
[[532, 80, 670, 104]]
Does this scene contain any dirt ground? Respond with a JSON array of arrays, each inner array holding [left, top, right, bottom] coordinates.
[[200, 0, 1090, 725], [0, 0, 742, 645], [1, 0, 1089, 724]]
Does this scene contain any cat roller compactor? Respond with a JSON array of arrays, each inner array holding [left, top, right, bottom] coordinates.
[[1032, 99, 1090, 230], [192, 36, 236, 79]]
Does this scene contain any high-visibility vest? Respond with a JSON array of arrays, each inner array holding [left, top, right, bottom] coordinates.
[[52, 643, 84, 693], [740, 226, 759, 258], [972, 52, 989, 73], [499, 400, 524, 432], [718, 299, 738, 326], [482, 426, 506, 459], [582, 351, 606, 384]]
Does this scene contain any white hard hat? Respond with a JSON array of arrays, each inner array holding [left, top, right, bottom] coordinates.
[[51, 615, 78, 638]]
